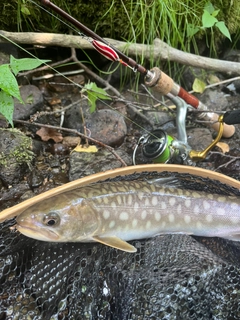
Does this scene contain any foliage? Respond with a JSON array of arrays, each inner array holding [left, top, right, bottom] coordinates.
[[83, 82, 112, 113], [0, 56, 49, 126], [187, 1, 231, 55]]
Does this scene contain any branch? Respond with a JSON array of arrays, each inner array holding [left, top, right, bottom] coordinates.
[[1, 30, 240, 74]]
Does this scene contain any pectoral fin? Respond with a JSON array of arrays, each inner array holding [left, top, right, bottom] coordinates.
[[92, 235, 137, 252]]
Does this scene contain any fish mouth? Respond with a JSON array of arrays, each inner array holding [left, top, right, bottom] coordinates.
[[16, 223, 60, 242]]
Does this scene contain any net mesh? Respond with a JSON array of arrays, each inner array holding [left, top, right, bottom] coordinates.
[[1, 171, 240, 320]]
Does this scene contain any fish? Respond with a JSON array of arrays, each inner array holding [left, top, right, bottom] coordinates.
[[16, 179, 240, 252]]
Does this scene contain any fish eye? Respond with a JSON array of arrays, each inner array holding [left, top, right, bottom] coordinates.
[[43, 212, 60, 227]]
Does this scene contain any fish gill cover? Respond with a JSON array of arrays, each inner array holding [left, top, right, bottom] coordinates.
[[1, 171, 240, 319]]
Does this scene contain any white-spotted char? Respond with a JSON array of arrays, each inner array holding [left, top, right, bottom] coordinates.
[[16, 180, 240, 252]]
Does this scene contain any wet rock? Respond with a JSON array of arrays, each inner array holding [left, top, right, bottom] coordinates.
[[0, 128, 34, 185], [13, 85, 43, 120], [63, 98, 90, 132], [86, 109, 127, 147], [69, 148, 132, 181], [196, 88, 229, 112], [27, 169, 44, 189]]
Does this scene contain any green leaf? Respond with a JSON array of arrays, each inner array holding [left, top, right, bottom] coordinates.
[[187, 24, 200, 38], [204, 1, 215, 14], [202, 10, 218, 28], [211, 9, 219, 17], [21, 4, 31, 15], [10, 56, 51, 76], [0, 64, 23, 102], [0, 91, 14, 126], [192, 78, 206, 93], [215, 21, 232, 41], [84, 82, 111, 113]]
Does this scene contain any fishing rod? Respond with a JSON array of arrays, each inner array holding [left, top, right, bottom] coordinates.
[[38, 0, 240, 165]]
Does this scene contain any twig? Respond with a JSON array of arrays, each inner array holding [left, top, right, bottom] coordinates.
[[13, 120, 128, 167], [209, 151, 240, 171]]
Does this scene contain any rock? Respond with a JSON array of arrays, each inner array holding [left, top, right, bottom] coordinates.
[[86, 109, 127, 147], [0, 128, 34, 185], [69, 148, 132, 181], [196, 88, 229, 111], [13, 85, 43, 120]]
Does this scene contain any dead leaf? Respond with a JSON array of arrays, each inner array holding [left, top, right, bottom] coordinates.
[[36, 127, 63, 143], [72, 144, 98, 153], [192, 78, 206, 93], [216, 141, 230, 153]]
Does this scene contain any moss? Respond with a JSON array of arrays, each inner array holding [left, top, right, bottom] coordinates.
[[0, 128, 34, 168]]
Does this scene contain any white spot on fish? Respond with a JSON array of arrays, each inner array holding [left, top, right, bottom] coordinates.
[[184, 214, 191, 224], [141, 210, 147, 220], [177, 204, 182, 214], [230, 202, 238, 210], [203, 200, 211, 210], [193, 205, 200, 214], [109, 220, 115, 229], [116, 195, 122, 205], [155, 212, 161, 221], [111, 201, 117, 209], [127, 195, 132, 205], [132, 219, 138, 228], [138, 192, 144, 201], [230, 216, 239, 224], [206, 214, 213, 222], [168, 213, 175, 223], [207, 194, 214, 200], [216, 207, 225, 215], [120, 212, 129, 220], [185, 199, 191, 208], [134, 202, 139, 212], [103, 210, 110, 220], [192, 192, 201, 198], [145, 198, 150, 206], [103, 197, 109, 204], [146, 220, 151, 228], [151, 196, 158, 206], [217, 196, 226, 202], [169, 197, 176, 206], [161, 202, 167, 210]]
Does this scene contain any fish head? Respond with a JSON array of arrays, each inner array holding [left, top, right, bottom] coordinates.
[[16, 194, 100, 242]]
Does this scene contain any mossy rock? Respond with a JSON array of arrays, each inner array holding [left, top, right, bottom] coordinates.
[[0, 128, 34, 185]]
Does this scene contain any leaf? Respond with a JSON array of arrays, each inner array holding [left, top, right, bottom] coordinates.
[[192, 78, 206, 93], [73, 144, 98, 153], [36, 127, 63, 143], [216, 141, 229, 153], [204, 1, 215, 14], [0, 64, 23, 102], [187, 24, 200, 38], [84, 82, 111, 113], [202, 10, 218, 28], [21, 4, 31, 15], [211, 9, 219, 17], [0, 91, 14, 126], [10, 56, 51, 76], [215, 21, 231, 41]]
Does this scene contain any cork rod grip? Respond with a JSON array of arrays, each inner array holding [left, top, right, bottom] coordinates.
[[145, 67, 174, 95]]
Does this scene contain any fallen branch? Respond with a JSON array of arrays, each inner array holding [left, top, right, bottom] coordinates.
[[1, 30, 240, 74]]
